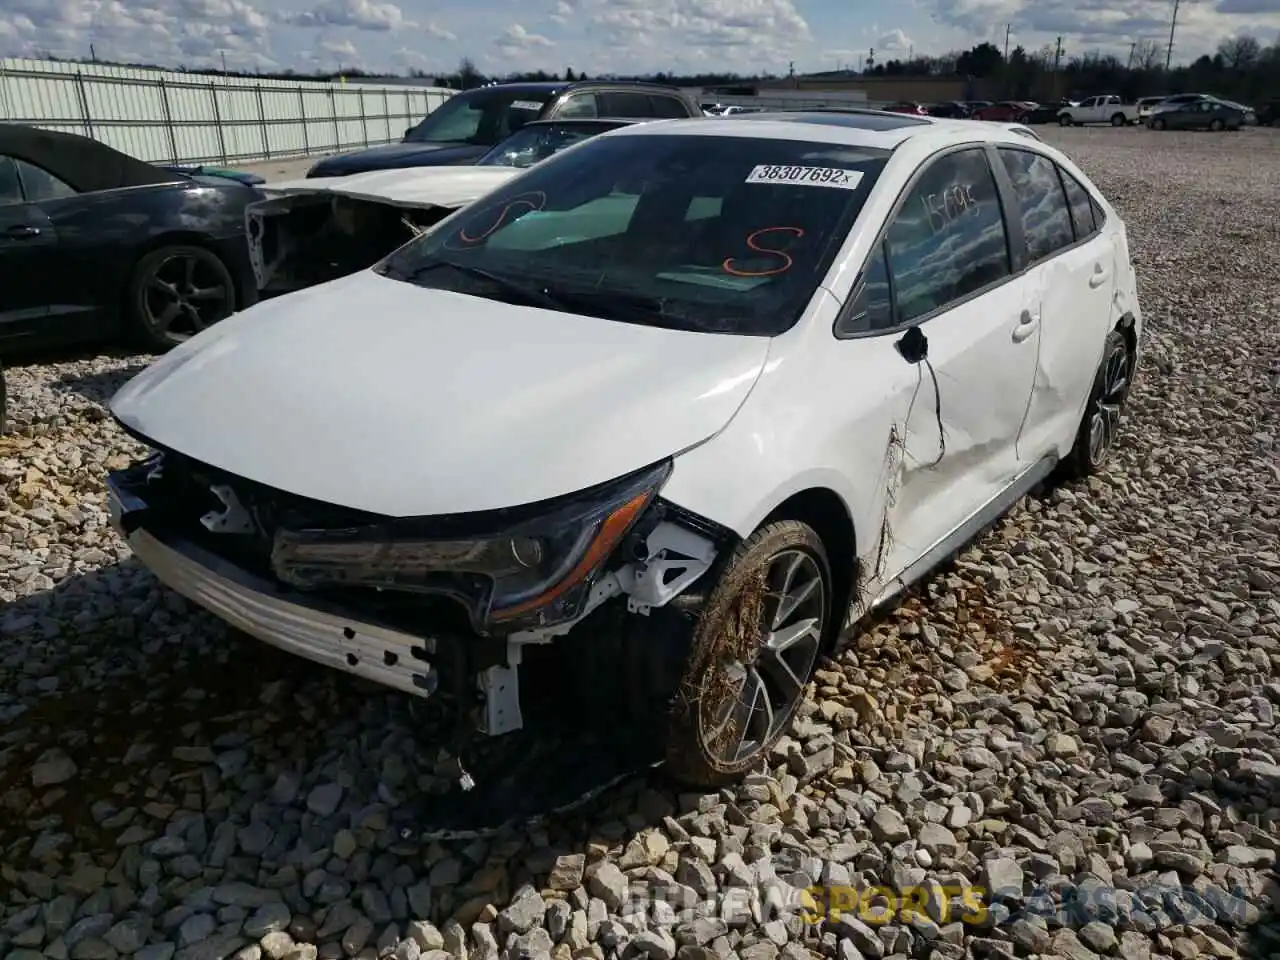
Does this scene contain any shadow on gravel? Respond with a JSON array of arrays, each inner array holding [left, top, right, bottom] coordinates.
[[0, 556, 676, 879], [53, 359, 152, 405]]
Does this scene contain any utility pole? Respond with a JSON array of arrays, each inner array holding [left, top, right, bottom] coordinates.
[[1004, 24, 1011, 62], [1165, 0, 1181, 70], [1127, 41, 1136, 69], [89, 42, 97, 62], [1053, 37, 1063, 98]]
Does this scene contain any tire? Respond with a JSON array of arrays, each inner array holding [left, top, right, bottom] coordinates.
[[1152, 118, 1166, 130], [0, 360, 7, 436], [665, 520, 832, 788], [1059, 114, 1073, 127], [125, 244, 238, 352], [1110, 113, 1126, 126], [1210, 118, 1224, 131], [1058, 329, 1133, 481]]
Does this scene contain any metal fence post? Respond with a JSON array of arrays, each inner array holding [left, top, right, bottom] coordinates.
[[255, 83, 271, 159], [383, 88, 391, 141], [209, 81, 228, 166], [73, 71, 95, 140], [358, 89, 369, 147], [329, 85, 340, 152], [157, 76, 178, 163], [297, 85, 310, 155]]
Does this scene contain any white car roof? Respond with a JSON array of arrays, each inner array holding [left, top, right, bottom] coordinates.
[[600, 110, 1047, 152]]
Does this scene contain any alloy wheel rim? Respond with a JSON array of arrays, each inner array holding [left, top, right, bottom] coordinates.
[[699, 549, 826, 766], [142, 253, 232, 342], [1087, 343, 1129, 467]]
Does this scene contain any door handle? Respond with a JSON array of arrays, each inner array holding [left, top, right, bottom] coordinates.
[[1012, 309, 1039, 343], [5, 224, 41, 239], [1089, 264, 1110, 288]]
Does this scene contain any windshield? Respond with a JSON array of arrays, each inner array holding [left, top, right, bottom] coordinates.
[[476, 122, 620, 169], [404, 89, 553, 146], [376, 133, 889, 336]]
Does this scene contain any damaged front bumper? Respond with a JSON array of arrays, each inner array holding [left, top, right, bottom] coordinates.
[[105, 449, 730, 748], [107, 473, 442, 699]]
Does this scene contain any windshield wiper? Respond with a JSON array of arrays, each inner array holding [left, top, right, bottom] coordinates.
[[392, 259, 573, 312]]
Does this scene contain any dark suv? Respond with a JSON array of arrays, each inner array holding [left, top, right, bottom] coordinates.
[[306, 80, 701, 178]]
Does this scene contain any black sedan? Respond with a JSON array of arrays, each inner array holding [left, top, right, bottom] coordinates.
[[1147, 97, 1247, 131], [0, 124, 260, 354], [1020, 100, 1076, 124]]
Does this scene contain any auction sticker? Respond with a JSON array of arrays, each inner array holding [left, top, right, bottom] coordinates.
[[745, 165, 865, 190], [511, 100, 544, 111]]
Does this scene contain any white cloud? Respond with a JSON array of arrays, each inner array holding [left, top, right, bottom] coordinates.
[[877, 28, 912, 51], [0, 0, 1274, 75]]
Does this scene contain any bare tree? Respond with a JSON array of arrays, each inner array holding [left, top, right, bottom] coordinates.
[[1216, 34, 1261, 70], [1133, 39, 1163, 71]]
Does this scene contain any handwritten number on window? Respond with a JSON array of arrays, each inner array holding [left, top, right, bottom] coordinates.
[[921, 183, 978, 235]]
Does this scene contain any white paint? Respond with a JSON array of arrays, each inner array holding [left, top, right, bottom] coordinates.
[[258, 166, 524, 210], [109, 269, 770, 517]]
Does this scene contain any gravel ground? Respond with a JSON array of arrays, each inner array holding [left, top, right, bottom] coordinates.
[[2, 125, 1280, 960]]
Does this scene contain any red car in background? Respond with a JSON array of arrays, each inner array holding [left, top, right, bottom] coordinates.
[[972, 100, 1039, 121], [882, 101, 930, 116]]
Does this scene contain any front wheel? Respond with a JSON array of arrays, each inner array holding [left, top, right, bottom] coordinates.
[[1059, 114, 1073, 126], [1209, 118, 1225, 131], [1152, 117, 1167, 130], [125, 245, 238, 352], [664, 520, 832, 788], [1059, 329, 1133, 481]]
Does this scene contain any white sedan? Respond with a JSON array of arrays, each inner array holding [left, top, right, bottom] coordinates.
[[105, 110, 1142, 789]]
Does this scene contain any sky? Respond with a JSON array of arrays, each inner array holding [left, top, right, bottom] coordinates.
[[1, 0, 1278, 79]]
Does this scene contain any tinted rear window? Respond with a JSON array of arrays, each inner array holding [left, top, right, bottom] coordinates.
[[378, 133, 890, 336]]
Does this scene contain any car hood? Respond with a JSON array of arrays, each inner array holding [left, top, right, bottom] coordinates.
[[309, 142, 490, 176], [109, 270, 770, 518], [260, 166, 522, 210]]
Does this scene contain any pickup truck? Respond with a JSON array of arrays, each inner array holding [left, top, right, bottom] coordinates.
[[1057, 95, 1141, 126]]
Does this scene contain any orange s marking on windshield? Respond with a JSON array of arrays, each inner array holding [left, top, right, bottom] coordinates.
[[454, 190, 547, 244], [722, 226, 805, 278]]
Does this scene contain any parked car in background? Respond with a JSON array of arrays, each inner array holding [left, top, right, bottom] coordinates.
[[306, 81, 701, 178], [973, 101, 1037, 122], [0, 124, 260, 354], [1020, 99, 1078, 124], [107, 110, 1141, 791], [1151, 93, 1211, 112], [962, 100, 993, 113], [1135, 96, 1167, 123], [1216, 99, 1257, 124], [1258, 99, 1280, 127], [883, 101, 930, 116], [249, 118, 645, 296], [925, 101, 972, 118], [1147, 97, 1248, 131], [1058, 95, 1141, 126]]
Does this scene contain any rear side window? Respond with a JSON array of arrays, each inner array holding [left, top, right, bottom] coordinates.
[[1058, 166, 1097, 241], [598, 92, 655, 118], [0, 156, 21, 205], [16, 159, 77, 202], [998, 148, 1074, 264], [649, 95, 690, 119], [879, 147, 1012, 324]]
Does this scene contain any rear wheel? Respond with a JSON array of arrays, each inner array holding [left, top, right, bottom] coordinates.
[[1059, 329, 1133, 481], [1210, 118, 1225, 131], [125, 245, 237, 352], [665, 520, 831, 788], [1059, 114, 1073, 126], [1110, 113, 1126, 126]]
